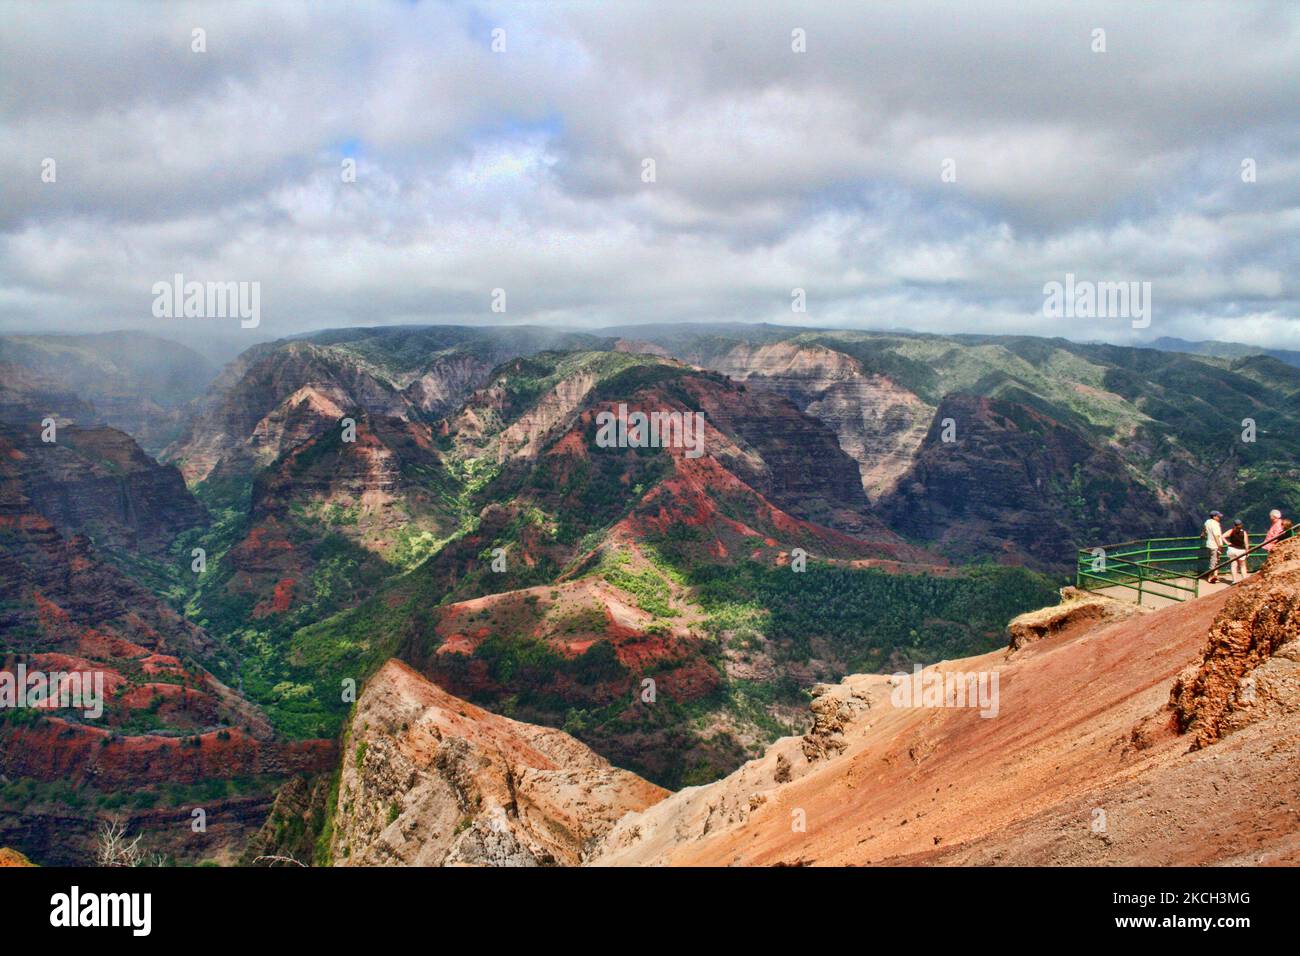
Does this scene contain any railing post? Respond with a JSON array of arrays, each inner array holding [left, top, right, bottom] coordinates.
[[1079, 534, 1214, 604]]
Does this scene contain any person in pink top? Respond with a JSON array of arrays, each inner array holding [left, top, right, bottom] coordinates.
[[1263, 509, 1286, 552]]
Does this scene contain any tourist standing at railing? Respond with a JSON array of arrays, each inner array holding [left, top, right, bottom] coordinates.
[[1263, 509, 1286, 552], [1202, 510, 1226, 583], [1225, 519, 1249, 583]]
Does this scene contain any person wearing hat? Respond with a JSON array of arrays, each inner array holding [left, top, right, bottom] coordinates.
[[1263, 509, 1286, 552], [1202, 510, 1226, 583], [1225, 519, 1250, 583]]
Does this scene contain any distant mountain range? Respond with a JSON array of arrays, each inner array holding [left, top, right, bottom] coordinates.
[[1150, 336, 1300, 369]]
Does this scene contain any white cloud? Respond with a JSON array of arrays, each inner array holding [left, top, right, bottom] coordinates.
[[0, 0, 1296, 349]]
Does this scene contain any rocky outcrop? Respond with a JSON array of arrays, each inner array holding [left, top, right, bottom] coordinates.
[[1006, 587, 1144, 653], [1171, 537, 1300, 748], [497, 370, 598, 461], [243, 384, 353, 474], [702, 342, 933, 500], [800, 681, 873, 762], [0, 438, 217, 664], [592, 672, 893, 866], [249, 414, 454, 561], [197, 411, 456, 624], [0, 424, 204, 555], [165, 342, 420, 483], [330, 660, 666, 866], [402, 354, 495, 417], [681, 374, 882, 534], [879, 393, 1183, 572], [0, 373, 205, 556]]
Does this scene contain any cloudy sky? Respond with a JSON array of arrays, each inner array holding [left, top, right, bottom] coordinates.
[[1, 0, 1297, 350]]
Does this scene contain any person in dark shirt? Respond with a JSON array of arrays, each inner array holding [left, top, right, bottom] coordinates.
[[1224, 519, 1249, 583]]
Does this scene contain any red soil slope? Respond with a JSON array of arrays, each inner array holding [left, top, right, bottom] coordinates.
[[593, 546, 1300, 866]]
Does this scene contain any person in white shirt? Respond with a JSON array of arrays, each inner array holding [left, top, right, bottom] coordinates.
[[1202, 510, 1226, 583]]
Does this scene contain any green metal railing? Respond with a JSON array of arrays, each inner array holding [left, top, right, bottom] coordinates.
[[1075, 531, 1273, 603]]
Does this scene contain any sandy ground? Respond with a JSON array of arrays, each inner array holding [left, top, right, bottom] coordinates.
[[1095, 576, 1231, 609]]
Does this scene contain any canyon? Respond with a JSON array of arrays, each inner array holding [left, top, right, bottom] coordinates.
[[2, 323, 1298, 866]]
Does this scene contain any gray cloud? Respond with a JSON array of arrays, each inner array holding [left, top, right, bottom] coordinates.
[[0, 0, 1296, 350]]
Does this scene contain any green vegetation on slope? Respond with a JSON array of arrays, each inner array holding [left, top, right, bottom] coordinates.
[[415, 555, 1058, 788], [688, 560, 1060, 672]]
